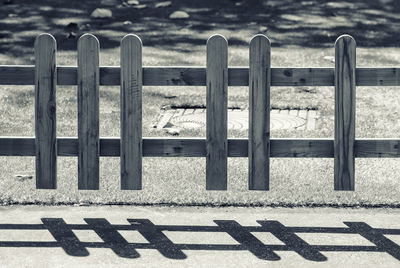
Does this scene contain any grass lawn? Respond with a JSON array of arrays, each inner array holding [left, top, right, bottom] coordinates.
[[0, 0, 400, 206], [1, 45, 400, 207]]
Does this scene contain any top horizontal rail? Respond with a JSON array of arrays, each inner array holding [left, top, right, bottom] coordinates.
[[0, 66, 399, 86]]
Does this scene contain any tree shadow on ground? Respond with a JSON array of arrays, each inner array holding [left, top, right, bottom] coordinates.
[[1, 0, 400, 63]]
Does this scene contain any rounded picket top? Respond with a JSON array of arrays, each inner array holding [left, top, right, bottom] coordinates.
[[335, 34, 356, 48], [206, 34, 228, 47], [250, 34, 271, 56], [250, 34, 271, 47], [78, 33, 100, 51], [334, 34, 356, 67], [121, 34, 142, 47], [34, 33, 56, 49], [206, 34, 228, 65]]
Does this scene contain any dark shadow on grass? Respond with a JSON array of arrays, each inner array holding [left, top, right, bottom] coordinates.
[[1, 0, 400, 63], [0, 218, 399, 261]]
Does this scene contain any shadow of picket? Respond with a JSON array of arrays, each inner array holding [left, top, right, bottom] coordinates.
[[0, 218, 399, 262]]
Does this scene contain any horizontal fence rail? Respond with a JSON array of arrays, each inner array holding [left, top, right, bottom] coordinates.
[[1, 66, 399, 86], [1, 138, 400, 158], [0, 33, 399, 192]]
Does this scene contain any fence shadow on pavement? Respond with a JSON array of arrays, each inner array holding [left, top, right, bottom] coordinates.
[[0, 218, 399, 262]]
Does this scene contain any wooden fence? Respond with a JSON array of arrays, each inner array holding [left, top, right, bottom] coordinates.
[[0, 33, 399, 191]]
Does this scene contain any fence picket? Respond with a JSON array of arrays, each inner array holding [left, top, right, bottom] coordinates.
[[334, 35, 356, 190], [4, 33, 400, 193], [120, 35, 142, 190], [77, 34, 100, 190], [34, 34, 57, 189], [206, 35, 228, 190], [249, 35, 271, 190]]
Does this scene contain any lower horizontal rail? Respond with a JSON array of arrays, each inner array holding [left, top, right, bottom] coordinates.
[[0, 137, 399, 158]]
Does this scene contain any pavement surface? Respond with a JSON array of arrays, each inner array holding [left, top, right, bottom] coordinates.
[[0, 205, 399, 268]]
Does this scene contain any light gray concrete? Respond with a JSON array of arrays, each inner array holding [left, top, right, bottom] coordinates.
[[0, 205, 399, 268]]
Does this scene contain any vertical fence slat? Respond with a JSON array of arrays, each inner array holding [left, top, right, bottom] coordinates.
[[334, 35, 356, 191], [120, 34, 142, 190], [206, 35, 228, 190], [35, 34, 57, 189], [249, 35, 271, 190], [78, 34, 100, 190]]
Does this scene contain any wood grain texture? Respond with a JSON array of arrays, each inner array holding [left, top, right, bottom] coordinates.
[[77, 34, 100, 190], [120, 34, 142, 190], [2, 137, 400, 157], [1, 66, 400, 86], [249, 35, 270, 190], [334, 35, 356, 191], [34, 34, 57, 189], [206, 35, 228, 190]]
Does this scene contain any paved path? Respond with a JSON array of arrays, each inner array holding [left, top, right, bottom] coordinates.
[[0, 205, 399, 267]]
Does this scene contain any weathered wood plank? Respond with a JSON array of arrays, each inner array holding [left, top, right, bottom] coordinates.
[[120, 34, 142, 190], [206, 35, 228, 190], [1, 66, 399, 86], [355, 139, 400, 157], [2, 137, 400, 158], [0, 66, 35, 85], [0, 137, 36, 156], [272, 67, 333, 86], [334, 35, 356, 191], [249, 35, 270, 190], [77, 34, 100, 190], [34, 34, 57, 189], [356, 68, 400, 86]]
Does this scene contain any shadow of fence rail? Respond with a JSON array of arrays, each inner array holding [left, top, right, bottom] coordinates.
[[0, 218, 399, 262]]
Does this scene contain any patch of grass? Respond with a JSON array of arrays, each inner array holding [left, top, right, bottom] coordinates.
[[0, 46, 400, 206]]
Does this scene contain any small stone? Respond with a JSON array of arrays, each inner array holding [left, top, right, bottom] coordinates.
[[15, 174, 33, 180], [155, 1, 172, 8], [90, 8, 112, 18], [7, 13, 17, 17], [164, 95, 177, 99], [169, 11, 190, 19], [123, 20, 132, 25], [133, 4, 147, 9], [235, 2, 242, 6], [259, 26, 268, 32], [326, 2, 354, 9], [163, 121, 175, 128], [323, 56, 335, 63], [79, 23, 91, 31], [67, 32, 76, 39], [100, 0, 118, 6], [165, 127, 180, 136], [127, 0, 139, 5]]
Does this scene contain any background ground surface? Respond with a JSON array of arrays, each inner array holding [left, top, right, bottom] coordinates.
[[0, 0, 400, 206], [1, 205, 400, 267], [1, 0, 400, 64]]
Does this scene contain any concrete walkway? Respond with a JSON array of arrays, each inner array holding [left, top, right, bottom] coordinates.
[[0, 205, 399, 267]]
